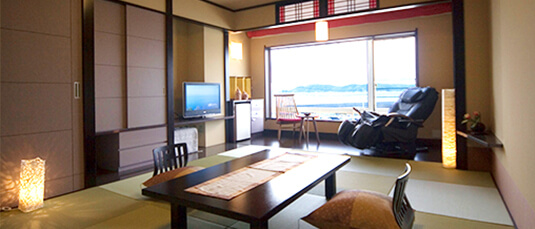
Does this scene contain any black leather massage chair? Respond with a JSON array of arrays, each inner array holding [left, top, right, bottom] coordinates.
[[338, 87, 439, 156]]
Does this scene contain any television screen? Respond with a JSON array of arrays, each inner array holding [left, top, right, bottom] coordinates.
[[183, 82, 221, 118]]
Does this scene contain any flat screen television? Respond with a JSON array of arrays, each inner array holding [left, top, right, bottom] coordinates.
[[183, 82, 221, 118]]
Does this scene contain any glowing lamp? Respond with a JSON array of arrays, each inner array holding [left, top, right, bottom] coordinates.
[[442, 89, 456, 168], [230, 42, 243, 60], [315, 21, 329, 41], [19, 157, 45, 212]]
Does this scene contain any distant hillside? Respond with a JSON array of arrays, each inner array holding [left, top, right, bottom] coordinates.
[[282, 84, 414, 93]]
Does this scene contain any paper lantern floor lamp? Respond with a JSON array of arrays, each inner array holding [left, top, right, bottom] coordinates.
[[19, 157, 45, 212], [442, 89, 456, 168]]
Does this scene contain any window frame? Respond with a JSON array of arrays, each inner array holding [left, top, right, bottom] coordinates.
[[265, 30, 419, 121]]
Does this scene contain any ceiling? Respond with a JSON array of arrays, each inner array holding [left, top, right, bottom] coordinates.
[[204, 0, 283, 11]]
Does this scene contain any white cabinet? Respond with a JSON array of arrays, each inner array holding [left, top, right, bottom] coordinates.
[[251, 99, 264, 134], [235, 101, 251, 141]]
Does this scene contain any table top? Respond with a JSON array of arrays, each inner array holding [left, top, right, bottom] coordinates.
[[142, 149, 350, 223], [457, 131, 503, 148], [297, 114, 319, 118]]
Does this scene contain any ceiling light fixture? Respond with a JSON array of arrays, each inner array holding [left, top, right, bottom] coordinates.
[[315, 21, 329, 41]]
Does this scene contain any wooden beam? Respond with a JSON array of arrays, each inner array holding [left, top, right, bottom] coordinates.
[[452, 0, 468, 170]]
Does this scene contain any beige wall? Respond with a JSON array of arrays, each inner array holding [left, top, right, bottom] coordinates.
[[202, 26, 226, 146], [173, 0, 233, 29], [465, 0, 492, 128], [121, 0, 234, 29], [229, 32, 251, 77], [173, 19, 226, 147], [234, 5, 275, 30], [250, 13, 453, 137], [0, 0, 83, 207], [490, 0, 535, 227]]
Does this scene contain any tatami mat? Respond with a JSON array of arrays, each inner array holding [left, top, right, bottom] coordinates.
[[413, 212, 514, 229], [1, 147, 515, 229], [187, 155, 236, 168], [1, 188, 144, 229], [100, 172, 152, 201], [339, 155, 409, 177], [189, 210, 239, 227], [398, 179, 513, 226], [409, 160, 496, 187], [85, 204, 171, 229]]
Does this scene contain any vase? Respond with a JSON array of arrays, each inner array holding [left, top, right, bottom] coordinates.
[[470, 123, 486, 134], [234, 88, 242, 100]]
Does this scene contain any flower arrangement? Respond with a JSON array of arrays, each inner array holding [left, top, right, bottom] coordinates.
[[462, 111, 486, 133]]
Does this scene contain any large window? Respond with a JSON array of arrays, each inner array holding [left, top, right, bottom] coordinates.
[[266, 32, 417, 121]]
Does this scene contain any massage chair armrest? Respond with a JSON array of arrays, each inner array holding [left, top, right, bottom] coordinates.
[[353, 107, 381, 117], [385, 113, 424, 127]]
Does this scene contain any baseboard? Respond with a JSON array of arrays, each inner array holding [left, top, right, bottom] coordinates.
[[491, 152, 535, 228]]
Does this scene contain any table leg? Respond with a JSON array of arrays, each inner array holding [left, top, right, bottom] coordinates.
[[171, 203, 187, 229], [299, 118, 305, 143], [306, 119, 310, 147], [325, 173, 336, 200], [251, 220, 268, 229], [312, 118, 320, 144]]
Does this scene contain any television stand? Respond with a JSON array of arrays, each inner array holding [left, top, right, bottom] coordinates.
[[174, 115, 234, 127]]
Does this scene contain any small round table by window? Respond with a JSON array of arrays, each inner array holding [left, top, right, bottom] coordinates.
[[298, 113, 320, 146]]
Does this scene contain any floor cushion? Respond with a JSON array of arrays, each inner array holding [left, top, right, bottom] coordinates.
[[302, 190, 399, 229]]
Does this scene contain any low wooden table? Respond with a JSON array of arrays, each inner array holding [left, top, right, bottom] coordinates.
[[142, 149, 350, 229]]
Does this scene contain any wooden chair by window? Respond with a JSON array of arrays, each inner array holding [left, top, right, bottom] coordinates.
[[152, 143, 189, 176], [274, 94, 302, 141]]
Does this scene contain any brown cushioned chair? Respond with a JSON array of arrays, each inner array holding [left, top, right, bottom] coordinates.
[[303, 163, 414, 229]]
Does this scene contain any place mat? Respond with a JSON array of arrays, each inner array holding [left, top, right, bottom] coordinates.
[[186, 167, 280, 200], [186, 153, 317, 200]]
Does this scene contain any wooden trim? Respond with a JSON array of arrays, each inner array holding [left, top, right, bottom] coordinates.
[[224, 30, 230, 101], [452, 0, 467, 170], [235, 2, 277, 12], [319, 0, 328, 17], [224, 31, 235, 143], [104, 0, 164, 14], [199, 0, 234, 12], [82, 0, 97, 187], [415, 28, 420, 86], [95, 124, 167, 136], [166, 0, 175, 152]]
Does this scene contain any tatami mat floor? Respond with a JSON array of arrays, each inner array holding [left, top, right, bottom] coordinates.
[[1, 145, 514, 228]]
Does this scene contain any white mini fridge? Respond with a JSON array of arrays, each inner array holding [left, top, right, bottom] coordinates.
[[235, 101, 251, 141]]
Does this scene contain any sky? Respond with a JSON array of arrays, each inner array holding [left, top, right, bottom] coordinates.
[[269, 36, 416, 92]]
